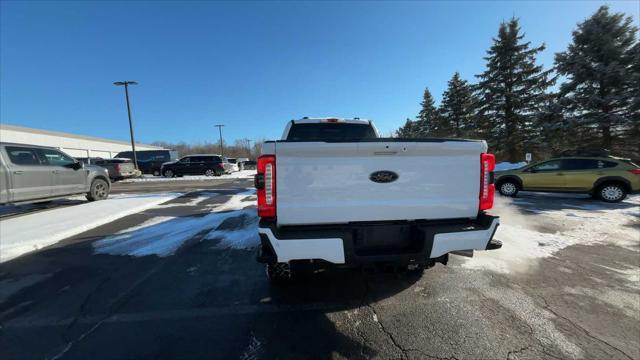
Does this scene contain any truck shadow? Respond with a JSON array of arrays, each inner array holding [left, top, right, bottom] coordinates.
[[245, 265, 422, 359], [0, 234, 421, 360]]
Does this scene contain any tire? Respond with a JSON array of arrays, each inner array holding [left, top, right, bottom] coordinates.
[[153, 169, 161, 176], [266, 263, 292, 281], [86, 178, 110, 201], [204, 169, 216, 177], [163, 169, 174, 178], [407, 264, 425, 276], [498, 180, 519, 197], [597, 183, 627, 203]]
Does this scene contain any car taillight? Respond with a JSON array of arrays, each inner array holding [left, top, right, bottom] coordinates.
[[479, 153, 495, 211], [628, 169, 640, 175], [114, 164, 121, 171], [256, 155, 276, 218], [218, 163, 225, 169]]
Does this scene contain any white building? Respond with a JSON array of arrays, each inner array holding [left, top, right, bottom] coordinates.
[[0, 124, 163, 158]]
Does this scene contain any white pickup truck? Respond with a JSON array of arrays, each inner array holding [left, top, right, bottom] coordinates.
[[255, 117, 501, 280]]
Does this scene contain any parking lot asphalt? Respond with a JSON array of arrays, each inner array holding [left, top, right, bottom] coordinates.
[[0, 179, 638, 360]]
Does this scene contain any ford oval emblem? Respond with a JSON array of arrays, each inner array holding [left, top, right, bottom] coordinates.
[[369, 170, 399, 183]]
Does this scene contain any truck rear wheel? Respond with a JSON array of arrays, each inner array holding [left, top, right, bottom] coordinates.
[[86, 178, 109, 201], [266, 263, 292, 281]]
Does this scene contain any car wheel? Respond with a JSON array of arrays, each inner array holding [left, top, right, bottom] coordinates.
[[204, 169, 216, 177], [266, 263, 292, 281], [153, 169, 161, 176], [407, 264, 425, 276], [498, 180, 519, 197], [598, 183, 627, 202], [163, 169, 174, 178], [86, 178, 109, 201]]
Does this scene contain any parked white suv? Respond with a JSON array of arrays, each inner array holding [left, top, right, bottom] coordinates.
[[255, 118, 501, 280]]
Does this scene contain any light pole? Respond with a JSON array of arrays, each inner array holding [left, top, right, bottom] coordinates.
[[215, 124, 225, 156], [114, 81, 139, 169]]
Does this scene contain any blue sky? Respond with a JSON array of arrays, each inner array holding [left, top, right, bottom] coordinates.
[[1, 1, 638, 145]]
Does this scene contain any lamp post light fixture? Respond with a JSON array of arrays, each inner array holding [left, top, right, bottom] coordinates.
[[113, 80, 139, 169], [215, 124, 225, 156]]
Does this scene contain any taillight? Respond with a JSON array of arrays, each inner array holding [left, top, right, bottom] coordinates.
[[628, 169, 640, 175], [218, 163, 225, 169], [114, 164, 121, 171], [256, 155, 276, 218], [479, 153, 495, 211]]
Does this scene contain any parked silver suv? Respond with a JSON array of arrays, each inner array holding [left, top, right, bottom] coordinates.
[[0, 143, 111, 205]]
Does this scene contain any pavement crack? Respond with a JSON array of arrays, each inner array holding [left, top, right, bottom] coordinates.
[[539, 297, 633, 360], [362, 276, 408, 359], [47, 256, 175, 360], [62, 275, 111, 342], [506, 346, 530, 359]]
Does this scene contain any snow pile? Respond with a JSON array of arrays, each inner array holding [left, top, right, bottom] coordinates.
[[93, 190, 259, 257], [119, 170, 256, 183], [495, 162, 527, 171], [208, 211, 260, 250], [462, 195, 640, 273], [0, 193, 181, 263]]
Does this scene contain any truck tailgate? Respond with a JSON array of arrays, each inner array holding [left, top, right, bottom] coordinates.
[[275, 140, 486, 226]]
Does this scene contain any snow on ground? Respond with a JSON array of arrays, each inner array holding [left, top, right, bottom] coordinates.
[[93, 190, 258, 257], [208, 210, 260, 250], [495, 162, 527, 171], [119, 170, 256, 183], [463, 194, 640, 273], [0, 193, 182, 263]]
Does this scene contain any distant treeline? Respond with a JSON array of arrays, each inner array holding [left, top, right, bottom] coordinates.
[[151, 138, 263, 159], [396, 6, 639, 162]]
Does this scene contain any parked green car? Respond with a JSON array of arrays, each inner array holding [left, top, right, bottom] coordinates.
[[495, 156, 640, 202]]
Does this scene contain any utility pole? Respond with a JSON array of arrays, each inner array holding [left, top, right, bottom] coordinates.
[[114, 81, 139, 169], [215, 124, 225, 156]]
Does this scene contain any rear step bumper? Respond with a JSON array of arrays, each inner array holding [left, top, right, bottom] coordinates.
[[257, 213, 500, 265]]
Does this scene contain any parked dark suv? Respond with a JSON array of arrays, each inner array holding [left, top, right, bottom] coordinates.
[[160, 154, 228, 177], [115, 149, 178, 176]]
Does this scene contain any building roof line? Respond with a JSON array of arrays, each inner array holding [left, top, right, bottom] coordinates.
[[0, 123, 163, 149]]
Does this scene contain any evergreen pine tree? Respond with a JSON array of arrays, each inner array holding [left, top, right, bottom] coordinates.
[[627, 43, 640, 156], [476, 18, 554, 162], [416, 88, 438, 136], [439, 72, 478, 137], [395, 118, 418, 138], [555, 6, 638, 155]]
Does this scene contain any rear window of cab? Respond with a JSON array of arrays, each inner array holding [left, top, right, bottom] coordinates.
[[286, 123, 377, 141]]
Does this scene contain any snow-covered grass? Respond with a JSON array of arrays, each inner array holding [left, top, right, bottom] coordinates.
[[119, 170, 256, 183], [495, 162, 527, 171], [462, 194, 640, 273], [93, 190, 258, 257], [0, 192, 182, 263]]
